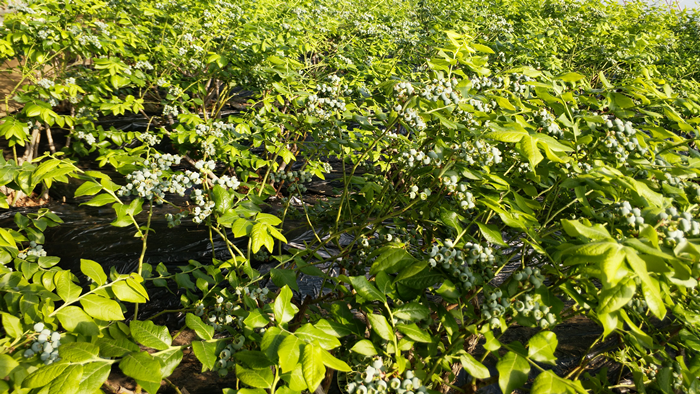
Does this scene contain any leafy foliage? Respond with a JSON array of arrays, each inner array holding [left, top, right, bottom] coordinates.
[[1, 0, 700, 393]]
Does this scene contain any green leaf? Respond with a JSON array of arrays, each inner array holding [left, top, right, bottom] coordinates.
[[597, 277, 636, 315], [476, 222, 507, 246], [528, 331, 558, 365], [315, 319, 352, 338], [261, 327, 287, 363], [192, 341, 217, 372], [0, 354, 19, 379], [75, 361, 111, 394], [295, 324, 341, 350], [278, 335, 305, 373], [557, 72, 585, 83], [237, 364, 274, 389], [440, 208, 463, 231], [38, 256, 61, 268], [155, 347, 183, 377], [80, 259, 107, 286], [369, 246, 416, 275], [396, 324, 431, 343], [531, 370, 570, 394], [517, 135, 543, 168], [497, 352, 530, 394], [56, 306, 99, 336], [351, 339, 379, 356], [112, 279, 148, 303], [320, 348, 351, 372], [186, 313, 214, 340], [625, 248, 666, 319], [56, 271, 81, 302], [81, 193, 117, 207], [301, 343, 325, 392], [1, 313, 22, 338], [130, 320, 172, 350], [74, 181, 102, 198], [24, 362, 69, 388], [274, 285, 299, 324], [96, 338, 140, 357], [367, 313, 393, 341], [174, 273, 195, 291], [393, 302, 430, 322], [484, 130, 527, 143], [244, 309, 271, 328], [59, 342, 99, 363], [271, 269, 299, 291], [80, 294, 124, 321], [561, 219, 612, 241], [235, 351, 274, 369], [119, 351, 163, 394], [49, 364, 83, 394], [349, 276, 385, 303], [251, 223, 274, 253], [459, 351, 490, 380]]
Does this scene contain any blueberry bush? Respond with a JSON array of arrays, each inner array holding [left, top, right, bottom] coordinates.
[[1, 0, 700, 393]]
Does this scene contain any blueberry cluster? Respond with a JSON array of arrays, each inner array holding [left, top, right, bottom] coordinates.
[[661, 172, 685, 188], [406, 185, 432, 200], [355, 227, 422, 271], [77, 34, 101, 48], [271, 170, 313, 193], [163, 104, 180, 117], [442, 175, 475, 210], [467, 98, 492, 113], [393, 82, 415, 102], [307, 94, 346, 120], [419, 77, 461, 106], [513, 294, 556, 329], [201, 141, 216, 157], [37, 78, 54, 89], [451, 140, 503, 167], [139, 133, 161, 146], [134, 60, 153, 70], [614, 201, 646, 229], [194, 296, 243, 333], [687, 183, 700, 202], [429, 240, 496, 290], [482, 289, 510, 329], [512, 266, 545, 288], [196, 121, 235, 139], [23, 323, 61, 365], [470, 75, 503, 92], [395, 106, 426, 131], [601, 118, 648, 163], [215, 337, 246, 376], [658, 207, 700, 246], [18, 241, 47, 259], [399, 149, 440, 168], [346, 360, 428, 394], [534, 108, 563, 138], [191, 189, 216, 224], [118, 154, 200, 202], [194, 160, 216, 172], [165, 212, 187, 228], [75, 130, 97, 145], [214, 174, 241, 190], [306, 76, 348, 121], [511, 74, 534, 96], [626, 298, 647, 314]]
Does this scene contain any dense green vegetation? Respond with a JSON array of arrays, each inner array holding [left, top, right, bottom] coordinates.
[[2, 0, 700, 392]]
